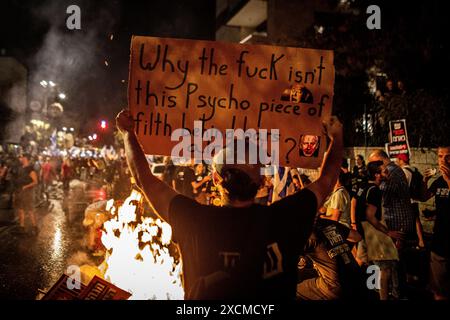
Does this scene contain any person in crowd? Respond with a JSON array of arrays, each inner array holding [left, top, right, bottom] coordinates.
[[14, 153, 39, 235], [368, 150, 416, 298], [352, 155, 368, 191], [396, 153, 426, 249], [353, 155, 367, 178], [320, 170, 352, 228], [384, 79, 396, 98], [296, 218, 369, 300], [290, 172, 302, 194], [41, 156, 56, 192], [191, 162, 211, 204], [340, 159, 353, 195], [397, 80, 407, 96], [173, 160, 196, 199], [359, 161, 400, 300], [61, 157, 73, 192], [116, 109, 343, 300], [254, 175, 273, 205], [421, 144, 450, 300], [161, 156, 177, 189]]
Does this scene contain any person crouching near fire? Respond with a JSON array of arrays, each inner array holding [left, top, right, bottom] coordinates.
[[116, 109, 343, 300]]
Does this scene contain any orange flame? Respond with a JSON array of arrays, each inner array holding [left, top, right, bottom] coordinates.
[[100, 190, 184, 299]]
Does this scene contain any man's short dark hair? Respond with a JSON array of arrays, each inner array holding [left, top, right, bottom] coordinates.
[[221, 168, 259, 202], [338, 169, 351, 186], [367, 161, 383, 181], [341, 158, 349, 169]]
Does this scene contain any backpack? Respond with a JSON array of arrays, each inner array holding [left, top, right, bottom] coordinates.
[[405, 167, 424, 201]]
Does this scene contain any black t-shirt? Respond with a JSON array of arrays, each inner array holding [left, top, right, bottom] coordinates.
[[306, 219, 368, 299], [168, 188, 317, 300], [174, 166, 195, 199], [15, 165, 35, 190], [354, 182, 382, 226], [429, 176, 450, 257]]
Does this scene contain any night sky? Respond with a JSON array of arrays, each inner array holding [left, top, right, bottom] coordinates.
[[2, 0, 450, 143], [1, 0, 215, 135]]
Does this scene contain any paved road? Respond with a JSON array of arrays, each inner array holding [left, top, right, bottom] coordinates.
[[0, 198, 88, 300]]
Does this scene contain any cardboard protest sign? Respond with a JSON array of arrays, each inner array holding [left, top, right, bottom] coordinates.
[[386, 119, 410, 159], [42, 274, 131, 300], [41, 274, 85, 300], [129, 36, 334, 168], [78, 276, 131, 300]]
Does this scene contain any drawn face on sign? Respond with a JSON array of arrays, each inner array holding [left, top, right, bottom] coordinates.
[[280, 85, 314, 104], [299, 135, 320, 157]]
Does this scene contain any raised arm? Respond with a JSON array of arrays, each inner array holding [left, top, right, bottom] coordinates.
[[116, 109, 178, 221], [306, 116, 344, 210]]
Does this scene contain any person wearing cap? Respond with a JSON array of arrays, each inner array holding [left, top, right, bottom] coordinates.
[[116, 109, 343, 300]]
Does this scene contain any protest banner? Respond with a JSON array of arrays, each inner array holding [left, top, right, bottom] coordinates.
[[78, 276, 131, 300], [41, 274, 85, 300], [41, 274, 131, 300], [129, 36, 334, 168], [386, 119, 410, 159]]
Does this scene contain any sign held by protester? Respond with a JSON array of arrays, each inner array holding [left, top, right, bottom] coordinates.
[[128, 36, 335, 168], [386, 119, 410, 159]]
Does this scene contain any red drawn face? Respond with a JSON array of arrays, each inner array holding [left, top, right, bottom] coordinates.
[[301, 135, 319, 157]]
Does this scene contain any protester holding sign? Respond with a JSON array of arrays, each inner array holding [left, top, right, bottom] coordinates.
[[421, 144, 450, 300], [116, 109, 343, 300], [368, 149, 416, 298], [128, 36, 335, 169]]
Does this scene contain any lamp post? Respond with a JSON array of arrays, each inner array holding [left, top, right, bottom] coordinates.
[[40, 80, 67, 116]]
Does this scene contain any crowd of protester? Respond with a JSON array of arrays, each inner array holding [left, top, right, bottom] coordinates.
[[113, 109, 450, 300], [153, 146, 449, 301], [2, 112, 449, 301]]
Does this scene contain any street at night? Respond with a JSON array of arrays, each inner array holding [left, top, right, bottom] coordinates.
[[0, 185, 94, 300], [1, 0, 450, 316]]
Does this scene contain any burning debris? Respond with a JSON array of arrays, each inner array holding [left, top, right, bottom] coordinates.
[[99, 190, 184, 300]]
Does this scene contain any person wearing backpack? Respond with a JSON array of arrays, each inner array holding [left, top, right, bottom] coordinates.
[[396, 154, 426, 249]]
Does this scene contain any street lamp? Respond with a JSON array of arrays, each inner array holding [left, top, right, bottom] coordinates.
[[58, 93, 66, 100]]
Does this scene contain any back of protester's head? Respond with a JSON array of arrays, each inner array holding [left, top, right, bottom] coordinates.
[[212, 141, 262, 203], [367, 161, 384, 181], [396, 153, 410, 165], [341, 158, 349, 170], [368, 149, 389, 162], [338, 169, 351, 187]]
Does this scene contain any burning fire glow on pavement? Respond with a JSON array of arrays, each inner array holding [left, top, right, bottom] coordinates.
[[99, 190, 184, 300]]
